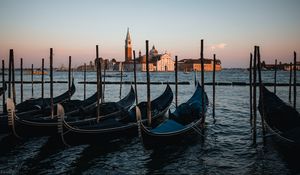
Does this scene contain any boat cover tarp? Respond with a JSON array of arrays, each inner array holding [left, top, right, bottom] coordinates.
[[151, 119, 185, 133]]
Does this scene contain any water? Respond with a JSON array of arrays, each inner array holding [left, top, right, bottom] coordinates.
[[0, 69, 299, 174]]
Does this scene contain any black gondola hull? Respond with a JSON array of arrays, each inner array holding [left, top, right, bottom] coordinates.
[[60, 105, 169, 145], [61, 123, 138, 145], [140, 120, 203, 149], [139, 83, 208, 149], [0, 116, 8, 134], [59, 85, 173, 145], [9, 87, 136, 137], [11, 118, 58, 137], [259, 86, 300, 154]]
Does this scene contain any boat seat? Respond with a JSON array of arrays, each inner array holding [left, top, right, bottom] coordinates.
[[151, 119, 185, 133]]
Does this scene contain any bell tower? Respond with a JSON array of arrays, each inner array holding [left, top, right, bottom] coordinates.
[[125, 28, 132, 62]]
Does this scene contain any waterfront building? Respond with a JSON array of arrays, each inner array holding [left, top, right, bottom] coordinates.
[[178, 58, 222, 72], [77, 29, 222, 72]]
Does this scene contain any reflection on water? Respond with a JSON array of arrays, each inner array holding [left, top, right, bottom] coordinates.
[[0, 69, 299, 174]]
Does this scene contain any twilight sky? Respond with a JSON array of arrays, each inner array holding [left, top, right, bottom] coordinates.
[[0, 0, 299, 68]]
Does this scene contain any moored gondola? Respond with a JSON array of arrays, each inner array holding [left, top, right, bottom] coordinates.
[[0, 82, 76, 134], [6, 86, 136, 137], [139, 83, 208, 149], [57, 84, 173, 145], [15, 80, 76, 112], [258, 86, 300, 152], [22, 83, 106, 119]]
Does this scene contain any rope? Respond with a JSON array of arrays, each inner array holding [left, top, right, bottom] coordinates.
[[191, 124, 217, 150], [191, 124, 204, 136], [137, 120, 142, 138], [57, 103, 70, 147]]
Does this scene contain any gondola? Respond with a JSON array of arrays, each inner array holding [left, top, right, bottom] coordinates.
[[139, 83, 208, 149], [258, 86, 300, 152], [15, 80, 76, 112], [57, 84, 173, 145], [0, 82, 76, 134], [23, 83, 105, 119], [6, 86, 135, 137]]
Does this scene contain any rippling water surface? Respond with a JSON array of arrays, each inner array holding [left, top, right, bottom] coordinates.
[[0, 69, 299, 174]]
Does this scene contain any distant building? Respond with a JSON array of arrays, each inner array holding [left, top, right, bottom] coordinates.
[[283, 62, 300, 71], [125, 28, 132, 62], [261, 61, 300, 71], [77, 61, 95, 71], [123, 45, 175, 72], [77, 29, 222, 72], [76, 58, 109, 71], [178, 58, 222, 72], [123, 29, 175, 72]]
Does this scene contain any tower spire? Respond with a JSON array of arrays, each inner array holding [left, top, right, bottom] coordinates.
[[125, 28, 132, 62], [126, 27, 131, 41]]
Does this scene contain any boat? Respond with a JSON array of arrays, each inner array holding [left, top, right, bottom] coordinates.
[[0, 83, 6, 96], [23, 84, 105, 119], [15, 80, 76, 112], [258, 86, 300, 152], [22, 85, 135, 120], [57, 84, 173, 145], [138, 83, 208, 149], [6, 86, 135, 137], [0, 82, 76, 134]]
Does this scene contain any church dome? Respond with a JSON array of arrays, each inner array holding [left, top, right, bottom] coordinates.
[[150, 45, 158, 56]]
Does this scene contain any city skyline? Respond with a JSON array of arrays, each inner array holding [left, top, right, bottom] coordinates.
[[0, 0, 299, 68]]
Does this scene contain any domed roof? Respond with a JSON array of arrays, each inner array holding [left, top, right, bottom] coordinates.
[[150, 45, 158, 56]]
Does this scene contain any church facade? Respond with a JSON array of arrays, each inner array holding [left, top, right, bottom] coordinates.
[[76, 29, 222, 72], [123, 29, 222, 72], [123, 29, 175, 72]]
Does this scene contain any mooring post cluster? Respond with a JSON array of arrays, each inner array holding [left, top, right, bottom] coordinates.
[[250, 45, 266, 144]]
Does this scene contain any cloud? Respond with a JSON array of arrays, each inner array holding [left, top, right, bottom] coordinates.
[[210, 43, 227, 51]]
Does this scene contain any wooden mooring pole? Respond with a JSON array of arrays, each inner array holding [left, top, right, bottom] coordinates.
[[10, 50, 16, 104], [31, 64, 34, 97], [289, 62, 292, 103], [83, 63, 86, 100], [41, 58, 44, 99], [50, 48, 54, 118], [96, 45, 100, 122], [200, 39, 205, 125], [294, 51, 297, 109], [2, 60, 5, 111], [68, 56, 72, 100], [146, 40, 151, 126], [8, 51, 11, 99], [274, 59, 277, 94], [252, 46, 257, 145], [103, 62, 106, 102], [133, 50, 138, 104], [213, 54, 216, 122], [257, 46, 265, 137], [20, 58, 23, 102], [249, 53, 253, 125], [99, 56, 103, 103], [119, 63, 123, 100], [175, 55, 178, 108]]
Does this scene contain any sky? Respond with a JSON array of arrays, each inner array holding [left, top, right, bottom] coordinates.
[[0, 0, 300, 68]]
